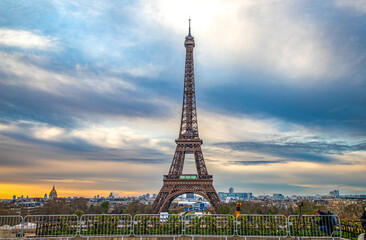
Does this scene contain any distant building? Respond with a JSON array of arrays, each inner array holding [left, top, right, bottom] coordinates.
[[13, 195, 16, 200], [329, 190, 340, 197], [44, 193, 47, 199], [273, 193, 285, 200], [184, 202, 207, 212], [186, 193, 195, 199], [49, 185, 57, 199], [108, 192, 114, 199], [218, 188, 253, 201]]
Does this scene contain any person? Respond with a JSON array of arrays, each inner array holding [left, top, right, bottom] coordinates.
[[359, 208, 366, 240], [315, 210, 336, 236]]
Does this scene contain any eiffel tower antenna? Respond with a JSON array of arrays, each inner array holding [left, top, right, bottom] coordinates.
[[152, 20, 222, 213], [188, 17, 191, 36]]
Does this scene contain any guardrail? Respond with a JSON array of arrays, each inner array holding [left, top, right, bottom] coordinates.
[[134, 214, 183, 237], [185, 214, 235, 237], [23, 215, 79, 239], [80, 214, 132, 238], [1, 214, 345, 239], [288, 215, 341, 238], [340, 220, 364, 240], [0, 215, 23, 239], [237, 214, 287, 238]]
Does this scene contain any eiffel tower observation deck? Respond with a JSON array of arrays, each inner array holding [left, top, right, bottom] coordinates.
[[152, 19, 222, 213]]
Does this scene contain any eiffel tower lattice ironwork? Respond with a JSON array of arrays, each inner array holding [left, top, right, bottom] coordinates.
[[152, 19, 222, 213]]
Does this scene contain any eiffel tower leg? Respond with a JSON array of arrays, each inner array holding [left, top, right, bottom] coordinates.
[[194, 147, 208, 176], [205, 191, 223, 213], [152, 185, 169, 213]]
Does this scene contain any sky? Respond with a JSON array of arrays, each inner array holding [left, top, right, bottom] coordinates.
[[0, 0, 366, 199]]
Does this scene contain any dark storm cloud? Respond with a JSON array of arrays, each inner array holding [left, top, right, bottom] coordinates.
[[0, 127, 171, 167], [201, 75, 366, 135], [0, 78, 170, 128], [216, 140, 366, 164], [229, 160, 286, 165]]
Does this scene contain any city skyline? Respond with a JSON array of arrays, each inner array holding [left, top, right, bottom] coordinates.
[[0, 0, 366, 199]]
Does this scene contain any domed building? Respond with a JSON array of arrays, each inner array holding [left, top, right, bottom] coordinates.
[[49, 185, 57, 199]]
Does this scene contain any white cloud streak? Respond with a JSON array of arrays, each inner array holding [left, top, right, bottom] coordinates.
[[0, 52, 135, 95], [139, 0, 351, 82], [0, 29, 57, 50]]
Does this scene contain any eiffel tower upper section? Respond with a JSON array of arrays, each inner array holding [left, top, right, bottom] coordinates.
[[179, 18, 199, 140]]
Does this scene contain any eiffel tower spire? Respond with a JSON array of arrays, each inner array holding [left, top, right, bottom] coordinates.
[[188, 17, 191, 36], [152, 19, 222, 213]]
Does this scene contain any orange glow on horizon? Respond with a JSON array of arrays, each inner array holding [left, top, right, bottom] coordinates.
[[0, 183, 143, 199]]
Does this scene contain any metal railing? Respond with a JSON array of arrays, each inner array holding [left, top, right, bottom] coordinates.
[[1, 213, 346, 239], [288, 215, 341, 238], [185, 214, 235, 237], [23, 215, 79, 239], [80, 214, 132, 238], [237, 214, 287, 238], [0, 216, 23, 239], [341, 220, 365, 240], [134, 214, 183, 237]]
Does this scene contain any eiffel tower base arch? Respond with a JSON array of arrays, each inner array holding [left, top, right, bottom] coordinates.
[[152, 177, 222, 213]]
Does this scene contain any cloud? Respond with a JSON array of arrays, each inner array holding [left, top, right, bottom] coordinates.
[[0, 121, 172, 165], [0, 52, 134, 94], [0, 51, 174, 127], [139, 0, 350, 81], [229, 160, 285, 165], [124, 63, 163, 77], [335, 0, 366, 13], [0, 28, 57, 50], [214, 140, 366, 164], [0, 1, 366, 197]]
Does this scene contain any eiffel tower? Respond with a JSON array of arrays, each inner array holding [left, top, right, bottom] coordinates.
[[152, 19, 222, 213]]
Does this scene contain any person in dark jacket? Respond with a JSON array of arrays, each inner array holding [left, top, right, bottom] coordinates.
[[359, 208, 366, 240], [315, 210, 335, 236], [361, 208, 366, 230]]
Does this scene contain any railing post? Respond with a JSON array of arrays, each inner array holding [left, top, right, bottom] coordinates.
[[20, 216, 24, 238]]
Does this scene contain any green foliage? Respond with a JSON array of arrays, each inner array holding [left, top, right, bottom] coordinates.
[[35, 199, 72, 215], [123, 200, 152, 215], [87, 204, 104, 214], [287, 216, 342, 238], [0, 202, 17, 215], [34, 216, 79, 237], [80, 215, 133, 236], [100, 202, 109, 213], [293, 201, 318, 215], [217, 205, 232, 214], [185, 215, 235, 236], [70, 198, 88, 212], [236, 215, 288, 236], [133, 215, 183, 236], [73, 209, 84, 217]]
